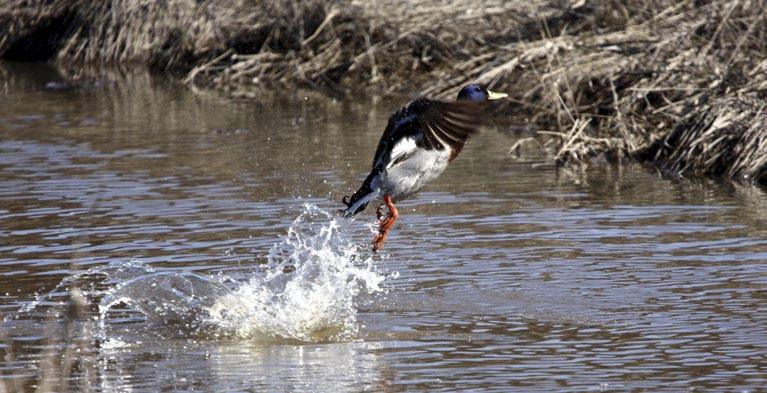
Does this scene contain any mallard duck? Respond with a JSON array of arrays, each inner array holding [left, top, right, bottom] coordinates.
[[342, 84, 507, 251]]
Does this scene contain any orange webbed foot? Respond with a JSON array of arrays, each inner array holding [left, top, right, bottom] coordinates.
[[371, 195, 398, 252]]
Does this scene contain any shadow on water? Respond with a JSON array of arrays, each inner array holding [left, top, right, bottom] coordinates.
[[1, 62, 766, 391]]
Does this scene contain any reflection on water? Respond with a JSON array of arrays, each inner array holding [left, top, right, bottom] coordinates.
[[1, 62, 766, 391], [97, 339, 388, 392]]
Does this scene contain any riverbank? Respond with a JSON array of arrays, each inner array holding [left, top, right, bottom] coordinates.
[[2, 0, 764, 185]]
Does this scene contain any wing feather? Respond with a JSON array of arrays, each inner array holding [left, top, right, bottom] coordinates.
[[418, 100, 484, 151], [370, 98, 486, 169]]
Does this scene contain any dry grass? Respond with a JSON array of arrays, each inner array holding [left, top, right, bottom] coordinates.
[[1, 0, 765, 185]]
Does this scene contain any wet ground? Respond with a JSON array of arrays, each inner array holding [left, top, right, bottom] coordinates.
[[1, 62, 766, 392]]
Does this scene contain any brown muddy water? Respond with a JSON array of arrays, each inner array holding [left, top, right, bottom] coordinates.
[[0, 62, 766, 392]]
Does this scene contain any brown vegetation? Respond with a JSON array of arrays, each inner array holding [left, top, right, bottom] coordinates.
[[1, 0, 765, 185]]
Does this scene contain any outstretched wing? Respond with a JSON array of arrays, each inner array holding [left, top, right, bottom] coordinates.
[[371, 98, 485, 169], [412, 99, 485, 155]]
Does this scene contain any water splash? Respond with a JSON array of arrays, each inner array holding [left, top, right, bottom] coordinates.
[[98, 204, 387, 342], [13, 258, 155, 317]]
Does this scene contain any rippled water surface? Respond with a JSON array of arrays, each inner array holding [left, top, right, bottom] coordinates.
[[1, 63, 766, 392]]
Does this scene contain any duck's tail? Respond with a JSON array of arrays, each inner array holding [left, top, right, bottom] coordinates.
[[341, 173, 379, 217]]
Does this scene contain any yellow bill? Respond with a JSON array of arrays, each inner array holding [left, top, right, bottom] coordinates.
[[487, 90, 508, 100]]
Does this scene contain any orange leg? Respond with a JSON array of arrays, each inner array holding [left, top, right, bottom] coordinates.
[[372, 195, 398, 252]]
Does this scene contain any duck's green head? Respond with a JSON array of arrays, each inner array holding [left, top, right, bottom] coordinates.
[[456, 84, 508, 102]]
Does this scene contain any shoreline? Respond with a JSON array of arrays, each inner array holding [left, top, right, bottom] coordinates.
[[2, 0, 764, 186]]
